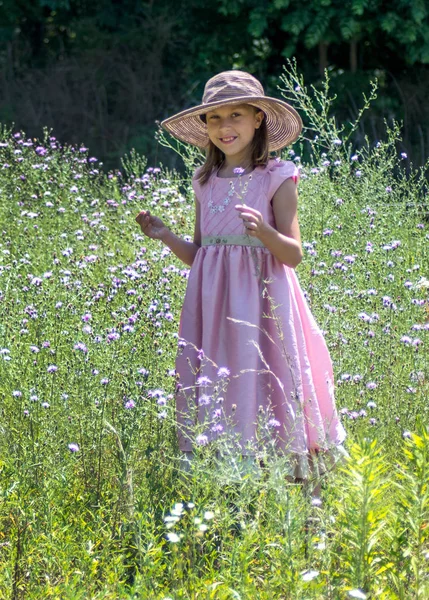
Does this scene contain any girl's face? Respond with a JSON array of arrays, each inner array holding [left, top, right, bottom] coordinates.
[[205, 104, 264, 163]]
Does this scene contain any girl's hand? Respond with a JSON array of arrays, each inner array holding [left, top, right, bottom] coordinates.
[[135, 210, 168, 240], [235, 204, 268, 237]]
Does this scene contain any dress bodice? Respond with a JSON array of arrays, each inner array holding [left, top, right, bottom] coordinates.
[[192, 159, 299, 237]]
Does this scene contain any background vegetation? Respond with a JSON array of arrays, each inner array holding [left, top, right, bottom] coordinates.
[[0, 66, 428, 598], [0, 0, 428, 169]]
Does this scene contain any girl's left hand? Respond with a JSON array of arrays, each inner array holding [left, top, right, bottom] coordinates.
[[235, 204, 267, 237]]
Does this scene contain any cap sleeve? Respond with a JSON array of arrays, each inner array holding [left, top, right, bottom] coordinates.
[[264, 159, 299, 201]]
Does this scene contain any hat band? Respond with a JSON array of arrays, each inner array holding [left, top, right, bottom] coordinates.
[[203, 87, 262, 105]]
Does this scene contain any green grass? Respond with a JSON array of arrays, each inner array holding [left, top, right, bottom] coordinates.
[[0, 68, 428, 599]]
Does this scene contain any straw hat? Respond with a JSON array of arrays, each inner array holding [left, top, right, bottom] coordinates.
[[161, 70, 302, 151]]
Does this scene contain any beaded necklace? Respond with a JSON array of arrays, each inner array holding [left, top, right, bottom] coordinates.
[[208, 165, 253, 214]]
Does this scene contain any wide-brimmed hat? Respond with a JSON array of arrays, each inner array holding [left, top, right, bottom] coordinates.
[[161, 70, 302, 151]]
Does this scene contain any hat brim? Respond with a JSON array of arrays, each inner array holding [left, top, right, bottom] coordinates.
[[161, 95, 302, 152]]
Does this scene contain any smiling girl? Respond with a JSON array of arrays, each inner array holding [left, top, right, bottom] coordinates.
[[136, 70, 347, 493]]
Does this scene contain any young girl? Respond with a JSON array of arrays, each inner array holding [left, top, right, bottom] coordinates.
[[136, 70, 347, 487]]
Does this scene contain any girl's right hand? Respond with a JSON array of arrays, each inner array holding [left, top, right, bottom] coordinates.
[[135, 210, 168, 240]]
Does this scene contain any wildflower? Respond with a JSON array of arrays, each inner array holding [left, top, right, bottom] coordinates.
[[217, 367, 230, 378], [403, 431, 412, 439], [301, 570, 319, 581], [211, 423, 224, 434], [196, 376, 212, 386], [124, 399, 135, 409], [367, 401, 377, 409], [74, 342, 88, 353], [166, 532, 180, 543], [366, 382, 377, 390], [41, 402, 50, 408], [400, 152, 407, 159], [47, 365, 57, 373], [204, 511, 215, 520], [199, 394, 211, 406], [268, 418, 281, 428], [12, 390, 22, 397], [107, 332, 120, 342], [348, 590, 367, 599], [171, 503, 184, 516], [100, 378, 109, 385], [68, 443, 80, 452], [196, 434, 209, 446]]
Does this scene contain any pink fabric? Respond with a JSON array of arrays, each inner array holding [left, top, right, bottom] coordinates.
[[175, 159, 346, 459]]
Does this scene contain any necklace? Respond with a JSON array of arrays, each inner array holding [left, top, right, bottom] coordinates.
[[208, 165, 253, 214]]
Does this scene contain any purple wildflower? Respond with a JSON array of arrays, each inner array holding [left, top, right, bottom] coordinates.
[[74, 342, 88, 353], [68, 443, 80, 452], [197, 376, 212, 386], [217, 367, 230, 378], [124, 399, 135, 409], [196, 434, 209, 446], [47, 365, 57, 373]]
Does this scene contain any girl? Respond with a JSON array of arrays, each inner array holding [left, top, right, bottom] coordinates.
[[136, 70, 347, 489]]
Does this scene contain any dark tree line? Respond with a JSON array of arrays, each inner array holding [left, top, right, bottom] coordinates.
[[0, 0, 428, 168]]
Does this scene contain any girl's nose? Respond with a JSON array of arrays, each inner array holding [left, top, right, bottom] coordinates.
[[219, 117, 233, 130]]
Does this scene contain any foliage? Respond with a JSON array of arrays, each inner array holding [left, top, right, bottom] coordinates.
[[0, 0, 428, 169]]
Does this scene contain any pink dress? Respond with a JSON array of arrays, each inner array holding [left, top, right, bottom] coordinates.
[[175, 158, 347, 478]]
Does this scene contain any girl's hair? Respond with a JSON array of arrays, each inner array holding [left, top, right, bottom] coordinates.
[[197, 107, 270, 185]]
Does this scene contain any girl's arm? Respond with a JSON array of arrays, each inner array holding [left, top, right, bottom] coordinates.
[[160, 199, 201, 267], [235, 178, 303, 269]]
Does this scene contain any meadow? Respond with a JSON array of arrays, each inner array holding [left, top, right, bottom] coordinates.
[[0, 66, 428, 599]]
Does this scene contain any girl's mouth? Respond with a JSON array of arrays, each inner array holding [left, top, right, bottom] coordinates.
[[219, 136, 237, 144]]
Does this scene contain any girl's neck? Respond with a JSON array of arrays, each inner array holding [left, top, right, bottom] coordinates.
[[217, 156, 254, 178]]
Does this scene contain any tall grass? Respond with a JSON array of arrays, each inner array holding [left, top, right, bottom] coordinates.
[[0, 65, 428, 598]]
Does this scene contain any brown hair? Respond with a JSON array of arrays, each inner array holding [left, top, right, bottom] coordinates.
[[197, 108, 270, 186]]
